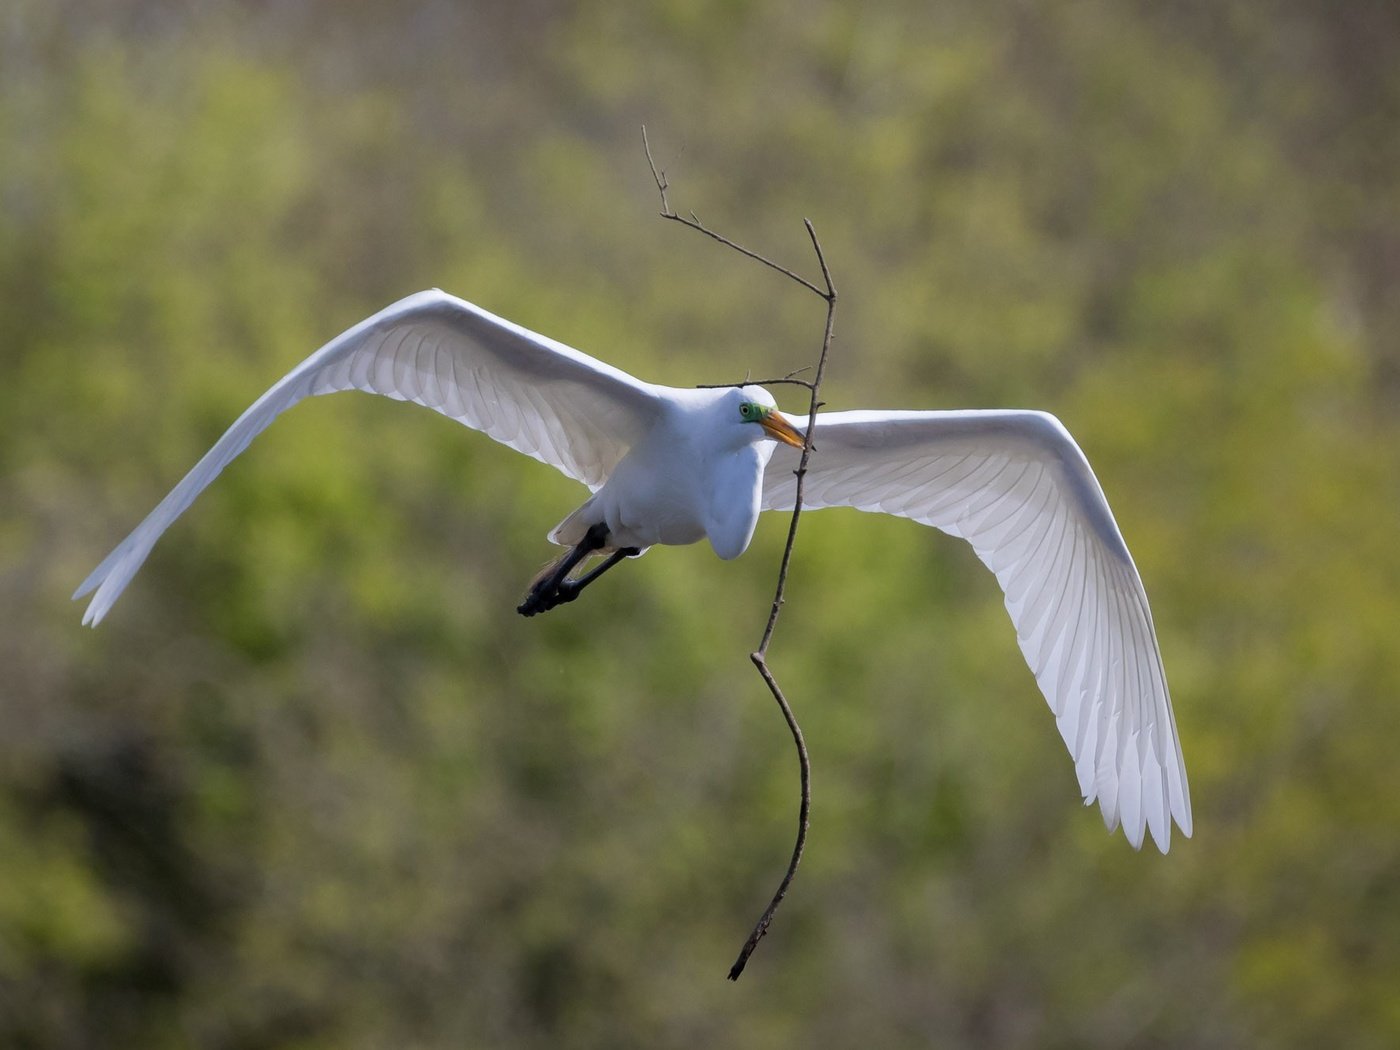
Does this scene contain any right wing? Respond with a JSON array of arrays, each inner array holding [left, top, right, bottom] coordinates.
[[762, 409, 1190, 852]]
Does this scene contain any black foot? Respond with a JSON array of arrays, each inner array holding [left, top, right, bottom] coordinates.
[[517, 578, 583, 617]]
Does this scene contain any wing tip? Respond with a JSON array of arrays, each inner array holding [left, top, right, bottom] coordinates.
[[72, 541, 149, 628], [75, 580, 114, 627], [1093, 779, 1194, 854], [73, 566, 109, 626], [1105, 789, 1192, 853], [1087, 761, 1196, 853], [1173, 802, 1195, 840]]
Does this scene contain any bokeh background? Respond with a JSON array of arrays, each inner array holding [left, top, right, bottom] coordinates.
[[3, 1, 1399, 1046]]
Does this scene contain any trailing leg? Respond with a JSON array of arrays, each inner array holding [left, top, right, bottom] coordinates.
[[517, 524, 637, 617], [543, 545, 642, 610]]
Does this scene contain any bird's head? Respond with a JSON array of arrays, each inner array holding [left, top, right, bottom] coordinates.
[[731, 385, 805, 449]]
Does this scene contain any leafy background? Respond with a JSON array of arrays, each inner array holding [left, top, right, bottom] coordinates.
[[3, 1, 1398, 1046]]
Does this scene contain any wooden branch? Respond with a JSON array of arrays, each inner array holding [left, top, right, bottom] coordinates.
[[694, 367, 815, 392], [643, 127, 831, 300], [642, 128, 837, 981], [731, 221, 835, 980]]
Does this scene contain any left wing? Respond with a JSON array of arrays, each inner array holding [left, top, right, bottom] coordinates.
[[761, 409, 1191, 852], [74, 290, 663, 625]]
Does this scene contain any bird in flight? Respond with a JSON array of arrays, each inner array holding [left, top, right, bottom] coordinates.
[[75, 290, 1192, 852]]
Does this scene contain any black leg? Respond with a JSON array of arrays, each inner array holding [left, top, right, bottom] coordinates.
[[517, 524, 634, 617], [544, 546, 642, 610]]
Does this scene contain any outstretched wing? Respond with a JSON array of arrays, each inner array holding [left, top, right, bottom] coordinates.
[[75, 290, 663, 625], [762, 409, 1191, 852]]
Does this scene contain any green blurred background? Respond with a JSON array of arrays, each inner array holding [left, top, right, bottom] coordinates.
[[3, 1, 1399, 1046]]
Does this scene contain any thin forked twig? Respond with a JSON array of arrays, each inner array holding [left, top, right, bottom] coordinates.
[[643, 127, 830, 300], [642, 127, 837, 981], [729, 219, 835, 981], [694, 367, 816, 392]]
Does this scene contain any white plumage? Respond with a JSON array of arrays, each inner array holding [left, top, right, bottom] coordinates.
[[75, 289, 1192, 852]]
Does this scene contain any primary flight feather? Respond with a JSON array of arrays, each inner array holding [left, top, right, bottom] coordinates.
[[75, 289, 1192, 852]]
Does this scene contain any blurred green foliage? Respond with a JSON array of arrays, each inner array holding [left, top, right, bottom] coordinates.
[[3, 1, 1399, 1046]]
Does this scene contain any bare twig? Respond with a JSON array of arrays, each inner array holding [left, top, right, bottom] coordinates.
[[694, 367, 816, 392], [643, 127, 830, 299], [642, 128, 837, 981], [729, 221, 835, 981]]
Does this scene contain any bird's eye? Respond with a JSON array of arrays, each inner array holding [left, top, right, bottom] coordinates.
[[740, 403, 753, 420]]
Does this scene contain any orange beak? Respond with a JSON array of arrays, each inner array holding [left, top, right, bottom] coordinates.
[[760, 410, 807, 449]]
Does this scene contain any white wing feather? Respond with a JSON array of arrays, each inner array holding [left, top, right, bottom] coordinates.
[[761, 409, 1191, 852], [74, 290, 662, 625]]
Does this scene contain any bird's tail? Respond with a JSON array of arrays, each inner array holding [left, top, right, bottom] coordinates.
[[546, 497, 601, 548], [527, 548, 593, 590]]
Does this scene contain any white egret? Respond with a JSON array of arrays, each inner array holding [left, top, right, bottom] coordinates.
[[75, 289, 1192, 851]]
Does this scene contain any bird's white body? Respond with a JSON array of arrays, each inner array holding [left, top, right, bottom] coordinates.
[[76, 290, 1192, 853], [552, 386, 778, 559]]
